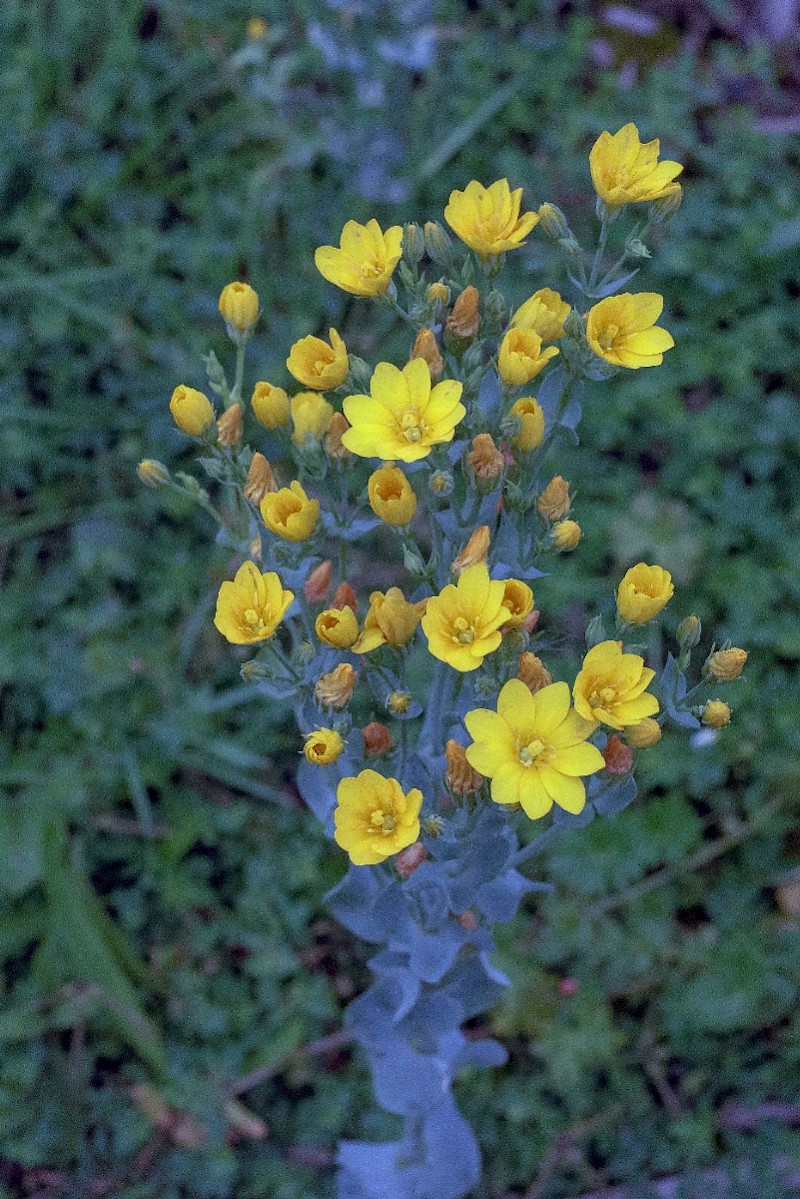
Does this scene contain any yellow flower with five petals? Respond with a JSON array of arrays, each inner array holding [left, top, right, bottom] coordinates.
[[334, 770, 423, 865], [421, 563, 510, 673], [586, 293, 674, 369], [342, 359, 464, 463], [445, 179, 538, 256], [589, 123, 682, 210], [315, 220, 404, 297], [572, 640, 659, 730], [214, 561, 294, 645]]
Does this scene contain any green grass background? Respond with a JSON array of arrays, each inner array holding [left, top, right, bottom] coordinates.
[[2, 1, 799, 1196]]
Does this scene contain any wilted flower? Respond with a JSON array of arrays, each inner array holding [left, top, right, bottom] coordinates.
[[465, 679, 604, 818], [244, 453, 276, 504], [217, 402, 242, 448], [467, 433, 504, 480], [509, 396, 545, 453], [367, 465, 417, 526], [218, 281, 259, 335], [362, 722, 393, 757], [325, 412, 351, 459], [334, 770, 423, 865], [586, 294, 674, 369], [445, 179, 538, 255], [445, 739, 484, 796], [510, 288, 570, 342], [602, 735, 634, 774], [290, 392, 334, 447], [315, 220, 404, 297], [616, 563, 674, 624], [421, 563, 510, 673], [170, 385, 215, 436], [447, 286, 481, 339], [353, 588, 425, 653], [214, 561, 293, 645], [573, 640, 659, 730], [451, 526, 490, 575], [395, 842, 427, 878], [304, 728, 345, 766], [304, 559, 332, 604], [498, 328, 559, 387], [251, 382, 290, 430], [411, 328, 444, 379], [704, 647, 747, 682], [536, 476, 571, 522], [260, 481, 319, 542], [517, 652, 553, 694], [342, 360, 464, 463], [589, 123, 682, 210], [287, 328, 349, 390], [315, 663, 357, 709]]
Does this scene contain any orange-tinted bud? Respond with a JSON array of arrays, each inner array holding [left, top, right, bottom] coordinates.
[[395, 841, 427, 879], [451, 526, 490, 575], [517, 652, 553, 693], [333, 582, 358, 614], [447, 285, 480, 339], [362, 722, 392, 757], [467, 433, 505, 481], [704, 648, 747, 682], [410, 327, 444, 379], [304, 559, 333, 604], [315, 662, 357, 709], [536, 475, 571, 522], [602, 735, 634, 774], [325, 411, 351, 459], [244, 452, 276, 503]]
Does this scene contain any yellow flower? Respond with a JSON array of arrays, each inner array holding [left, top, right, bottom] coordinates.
[[260, 481, 319, 542], [625, 718, 662, 748], [169, 385, 215, 436], [315, 662, 357, 709], [367, 465, 417, 526], [510, 288, 570, 342], [218, 281, 259, 334], [444, 179, 538, 256], [334, 770, 423, 866], [616, 563, 674, 624], [509, 396, 545, 453], [251, 382, 290, 430], [290, 391, 334, 447], [314, 220, 404, 297], [353, 588, 425, 653], [702, 700, 731, 728], [304, 728, 345, 766], [342, 359, 464, 464], [421, 563, 510, 673], [704, 647, 747, 682], [387, 690, 412, 714], [552, 520, 581, 551], [589, 123, 682, 210], [501, 579, 534, 626], [573, 640, 659, 731], [246, 17, 268, 39], [465, 679, 604, 818], [214, 561, 294, 645], [426, 281, 450, 305], [287, 328, 349, 390], [498, 328, 559, 387], [315, 606, 359, 649], [586, 293, 674, 369]]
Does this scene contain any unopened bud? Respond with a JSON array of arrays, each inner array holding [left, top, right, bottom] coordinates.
[[447, 285, 481, 339], [403, 223, 425, 266], [217, 401, 243, 447], [346, 356, 372, 391], [402, 542, 428, 579], [452, 526, 490, 575], [251, 382, 290, 430], [315, 663, 357, 710], [537, 202, 571, 240], [410, 328, 444, 379], [557, 235, 581, 255], [552, 519, 581, 551], [244, 452, 276, 503], [325, 412, 351, 459], [333, 582, 358, 614], [624, 718, 662, 749], [304, 559, 333, 604], [467, 433, 504, 481], [701, 699, 731, 728], [429, 469, 454, 497], [218, 281, 259, 336], [170, 385, 215, 436], [677, 615, 702, 651], [704, 647, 747, 682], [602, 735, 633, 774], [423, 221, 454, 266], [625, 236, 651, 260], [137, 459, 171, 489], [517, 652, 553, 694], [458, 910, 479, 931], [426, 280, 450, 306], [362, 722, 392, 757], [485, 289, 506, 326], [395, 842, 427, 879], [536, 475, 571, 522], [241, 660, 269, 683], [585, 615, 606, 648]]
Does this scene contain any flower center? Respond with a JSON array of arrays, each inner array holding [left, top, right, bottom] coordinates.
[[360, 259, 383, 279], [519, 737, 545, 765], [452, 615, 475, 644], [370, 808, 396, 833], [589, 686, 616, 708], [400, 411, 424, 443], [243, 607, 267, 633], [597, 323, 619, 350]]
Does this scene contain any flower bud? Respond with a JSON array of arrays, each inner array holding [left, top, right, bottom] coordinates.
[[426, 280, 450, 306], [402, 542, 428, 579], [536, 475, 571, 522], [451, 526, 490, 575], [315, 606, 359, 649], [240, 660, 269, 683], [346, 356, 372, 391], [303, 728, 345, 766], [362, 722, 392, 757], [368, 466, 417, 526], [457, 910, 479, 931], [585, 614, 606, 648], [315, 663, 357, 709], [704, 647, 747, 682], [625, 236, 651, 260], [402, 223, 425, 266], [137, 459, 171, 488], [677, 615, 702, 651], [508, 396, 545, 453], [616, 563, 674, 625], [467, 433, 504, 481], [557, 235, 581, 255], [423, 221, 454, 266], [552, 519, 581, 551], [218, 281, 259, 335], [649, 185, 683, 223], [445, 740, 483, 796], [537, 202, 571, 240], [602, 735, 633, 774], [422, 815, 446, 837], [624, 718, 662, 749], [217, 401, 243, 448], [333, 582, 358, 614], [325, 412, 351, 459], [701, 700, 731, 728], [304, 560, 333, 604], [485, 289, 506, 326], [291, 391, 334, 447], [244, 452, 277, 503], [447, 285, 481, 339], [395, 842, 427, 879], [250, 382, 290, 430], [429, 470, 454, 497], [387, 690, 412, 715], [410, 328, 444, 379], [170, 385, 215, 436], [517, 652, 553, 694]]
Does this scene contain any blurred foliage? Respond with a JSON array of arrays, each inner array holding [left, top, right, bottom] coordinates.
[[1, 0, 799, 1195]]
